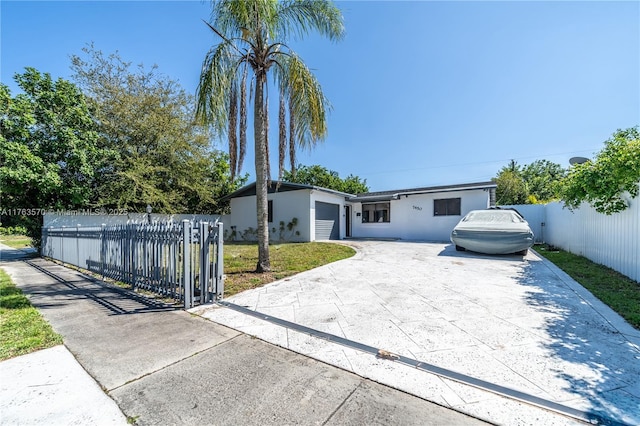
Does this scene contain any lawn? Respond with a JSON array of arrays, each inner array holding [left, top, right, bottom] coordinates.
[[0, 235, 33, 249], [224, 242, 356, 296], [534, 244, 640, 330], [0, 268, 62, 360]]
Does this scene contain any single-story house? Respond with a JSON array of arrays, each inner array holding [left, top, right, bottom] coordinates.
[[221, 180, 497, 242], [220, 182, 352, 242]]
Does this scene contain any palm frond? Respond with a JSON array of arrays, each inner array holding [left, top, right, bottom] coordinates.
[[278, 85, 286, 186], [276, 0, 345, 42], [195, 42, 236, 136], [213, 0, 279, 47], [264, 89, 271, 182], [228, 81, 238, 180], [281, 53, 330, 148], [238, 63, 248, 173]]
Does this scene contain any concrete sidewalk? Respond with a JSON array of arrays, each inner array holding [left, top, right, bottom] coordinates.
[[0, 245, 486, 425]]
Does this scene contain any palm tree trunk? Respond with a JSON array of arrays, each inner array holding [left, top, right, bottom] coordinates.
[[254, 71, 271, 272]]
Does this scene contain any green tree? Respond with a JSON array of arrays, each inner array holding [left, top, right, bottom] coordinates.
[[559, 126, 640, 214], [71, 46, 241, 213], [521, 159, 566, 203], [341, 174, 369, 195], [494, 159, 566, 205], [493, 160, 528, 205], [0, 69, 100, 245], [195, 0, 345, 272], [282, 164, 368, 194]]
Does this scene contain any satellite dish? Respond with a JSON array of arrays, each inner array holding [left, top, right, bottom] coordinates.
[[569, 157, 589, 165]]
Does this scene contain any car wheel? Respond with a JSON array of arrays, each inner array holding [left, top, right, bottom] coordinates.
[[516, 249, 528, 256], [455, 245, 466, 252]]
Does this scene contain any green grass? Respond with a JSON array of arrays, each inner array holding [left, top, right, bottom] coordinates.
[[534, 244, 640, 330], [0, 268, 62, 361], [224, 242, 356, 296], [0, 234, 33, 249]]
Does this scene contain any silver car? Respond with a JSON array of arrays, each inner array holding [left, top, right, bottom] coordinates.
[[450, 209, 534, 255]]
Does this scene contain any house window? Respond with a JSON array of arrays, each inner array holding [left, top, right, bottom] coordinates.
[[434, 198, 461, 216], [362, 202, 390, 223], [268, 200, 273, 223]]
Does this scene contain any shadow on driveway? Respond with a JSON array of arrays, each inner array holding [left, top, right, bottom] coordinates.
[[437, 243, 527, 262], [513, 259, 640, 423]]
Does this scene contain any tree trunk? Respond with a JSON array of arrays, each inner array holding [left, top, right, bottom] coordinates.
[[254, 72, 271, 272]]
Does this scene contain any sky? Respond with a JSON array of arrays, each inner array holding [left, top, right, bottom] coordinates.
[[2, 1, 639, 192]]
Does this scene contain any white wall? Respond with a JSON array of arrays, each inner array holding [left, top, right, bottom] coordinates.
[[271, 190, 312, 242], [544, 200, 639, 282], [351, 188, 491, 241], [227, 190, 311, 242]]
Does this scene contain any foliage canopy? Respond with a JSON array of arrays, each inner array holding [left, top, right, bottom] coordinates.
[[282, 164, 368, 194], [0, 68, 101, 244], [71, 46, 243, 213], [493, 159, 565, 205], [559, 126, 640, 214]]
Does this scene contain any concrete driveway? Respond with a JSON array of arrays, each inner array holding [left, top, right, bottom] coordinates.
[[195, 240, 640, 425]]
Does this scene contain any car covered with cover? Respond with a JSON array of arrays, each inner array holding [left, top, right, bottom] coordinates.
[[450, 208, 534, 255]]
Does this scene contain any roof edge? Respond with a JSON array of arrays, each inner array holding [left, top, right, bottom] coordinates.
[[219, 181, 355, 202], [348, 181, 496, 202]]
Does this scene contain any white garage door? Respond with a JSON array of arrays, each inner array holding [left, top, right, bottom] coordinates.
[[315, 201, 340, 240]]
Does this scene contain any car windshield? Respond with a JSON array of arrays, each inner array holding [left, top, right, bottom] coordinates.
[[462, 210, 525, 223]]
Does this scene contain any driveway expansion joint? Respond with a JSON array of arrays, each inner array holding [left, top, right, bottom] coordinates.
[[219, 300, 631, 426]]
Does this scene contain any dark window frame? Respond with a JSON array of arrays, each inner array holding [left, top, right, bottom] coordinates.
[[434, 198, 461, 216], [361, 202, 391, 223], [268, 200, 273, 223]]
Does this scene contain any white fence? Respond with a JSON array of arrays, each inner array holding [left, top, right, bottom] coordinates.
[[41, 220, 225, 308], [503, 199, 639, 283]]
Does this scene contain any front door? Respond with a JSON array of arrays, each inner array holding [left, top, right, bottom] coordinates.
[[345, 205, 351, 237]]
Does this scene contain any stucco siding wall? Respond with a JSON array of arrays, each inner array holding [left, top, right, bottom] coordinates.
[[226, 190, 311, 242], [351, 189, 491, 241], [271, 190, 312, 242], [226, 196, 254, 241]]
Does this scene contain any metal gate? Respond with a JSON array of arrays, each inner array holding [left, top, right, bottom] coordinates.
[[41, 220, 224, 308]]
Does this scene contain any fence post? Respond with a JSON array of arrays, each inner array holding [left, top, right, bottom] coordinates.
[[101, 224, 106, 280], [60, 225, 66, 263], [199, 222, 209, 304], [131, 224, 137, 290], [76, 224, 81, 268], [40, 226, 45, 257], [151, 222, 158, 289], [183, 220, 192, 309], [215, 221, 224, 300]]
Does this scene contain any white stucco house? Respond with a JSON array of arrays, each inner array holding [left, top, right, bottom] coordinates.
[[221, 180, 497, 242], [219, 182, 352, 242]]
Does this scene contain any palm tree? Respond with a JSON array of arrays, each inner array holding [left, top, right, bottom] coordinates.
[[196, 0, 344, 272]]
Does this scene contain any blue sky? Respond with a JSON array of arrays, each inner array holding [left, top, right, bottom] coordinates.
[[2, 1, 638, 192]]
